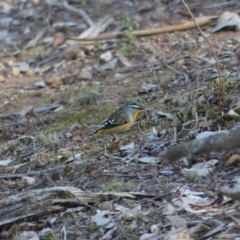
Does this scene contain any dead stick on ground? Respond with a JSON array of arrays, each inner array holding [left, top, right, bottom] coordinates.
[[158, 128, 240, 163], [67, 16, 216, 42], [0, 166, 65, 180]]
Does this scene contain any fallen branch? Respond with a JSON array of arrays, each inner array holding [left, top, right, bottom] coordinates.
[[0, 187, 137, 227], [158, 127, 240, 163], [67, 16, 216, 41], [78, 16, 114, 39]]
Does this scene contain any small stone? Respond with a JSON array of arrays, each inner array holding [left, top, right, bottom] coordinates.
[[45, 74, 62, 88], [79, 69, 92, 80], [34, 81, 46, 88], [66, 132, 72, 138], [19, 62, 30, 73], [100, 51, 113, 62], [54, 105, 64, 113], [198, 94, 206, 103], [41, 37, 53, 46], [12, 67, 20, 76], [0, 75, 5, 83], [172, 79, 180, 86], [24, 26, 30, 34], [100, 58, 118, 71], [21, 176, 36, 185]]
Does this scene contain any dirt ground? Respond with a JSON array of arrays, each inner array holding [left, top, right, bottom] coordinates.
[[1, 0, 240, 239]]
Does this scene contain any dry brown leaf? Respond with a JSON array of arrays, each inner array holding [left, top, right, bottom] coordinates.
[[198, 121, 212, 128], [53, 32, 65, 47], [45, 74, 62, 88], [228, 154, 240, 165]]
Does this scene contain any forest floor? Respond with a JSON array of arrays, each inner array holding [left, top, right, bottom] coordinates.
[[1, 0, 240, 239]]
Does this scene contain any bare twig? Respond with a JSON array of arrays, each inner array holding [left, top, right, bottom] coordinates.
[[181, 0, 222, 95], [61, 225, 67, 240], [204, 1, 236, 9], [141, 49, 160, 87], [97, 56, 190, 75], [62, 1, 94, 26], [0, 166, 65, 179], [100, 226, 118, 240], [45, 0, 94, 26], [24, 30, 46, 49], [164, 62, 189, 82], [0, 101, 9, 109], [67, 16, 215, 41]]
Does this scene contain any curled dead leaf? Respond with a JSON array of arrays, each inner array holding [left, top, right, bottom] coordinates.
[[228, 154, 240, 165], [53, 32, 65, 47]]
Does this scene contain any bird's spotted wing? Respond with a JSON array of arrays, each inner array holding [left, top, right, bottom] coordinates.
[[92, 110, 128, 134], [101, 110, 128, 129]]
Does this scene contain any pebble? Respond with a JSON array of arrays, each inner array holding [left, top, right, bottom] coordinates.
[[19, 62, 30, 73], [100, 51, 113, 62], [12, 67, 20, 76], [45, 74, 62, 88]]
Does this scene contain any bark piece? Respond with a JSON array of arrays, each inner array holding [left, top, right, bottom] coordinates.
[[0, 186, 135, 227], [159, 128, 240, 163]]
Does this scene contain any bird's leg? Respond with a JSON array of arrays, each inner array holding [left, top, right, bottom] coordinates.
[[111, 134, 117, 142]]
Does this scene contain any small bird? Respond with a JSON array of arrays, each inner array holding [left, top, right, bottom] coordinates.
[[92, 102, 144, 135]]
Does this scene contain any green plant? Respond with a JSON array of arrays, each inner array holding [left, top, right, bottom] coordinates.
[[36, 131, 61, 146], [64, 212, 77, 226], [119, 44, 133, 57], [101, 179, 133, 192], [121, 15, 140, 40], [118, 15, 140, 57], [88, 224, 98, 232], [94, 40, 100, 48]]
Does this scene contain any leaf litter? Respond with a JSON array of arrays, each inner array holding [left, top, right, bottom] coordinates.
[[0, 0, 240, 239]]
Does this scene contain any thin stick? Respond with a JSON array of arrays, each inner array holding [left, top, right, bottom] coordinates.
[[0, 166, 65, 179], [62, 1, 94, 27], [181, 0, 222, 95], [141, 49, 160, 87], [45, 0, 94, 27], [67, 16, 214, 41]]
